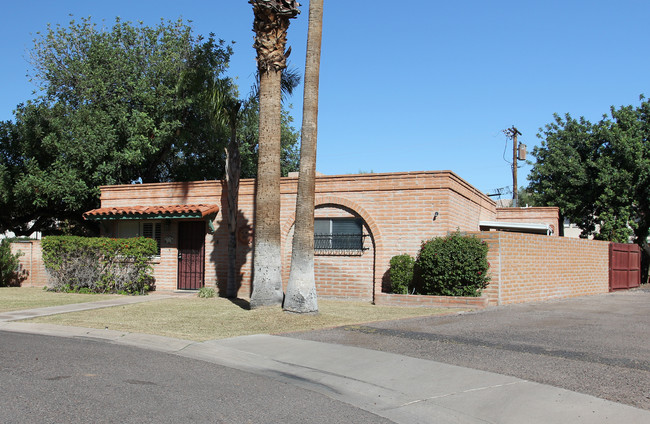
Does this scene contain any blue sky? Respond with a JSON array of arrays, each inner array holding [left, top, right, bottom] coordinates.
[[2, 1, 649, 195]]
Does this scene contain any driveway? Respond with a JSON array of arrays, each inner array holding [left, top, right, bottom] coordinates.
[[286, 289, 650, 410]]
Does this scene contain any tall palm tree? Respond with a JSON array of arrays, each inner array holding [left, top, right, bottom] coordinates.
[[249, 0, 300, 308], [212, 70, 300, 299], [210, 78, 244, 298], [284, 0, 323, 313]]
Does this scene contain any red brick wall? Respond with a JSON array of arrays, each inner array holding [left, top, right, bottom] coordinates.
[[13, 171, 614, 307], [96, 171, 497, 297], [282, 205, 375, 300], [474, 231, 610, 305], [374, 293, 489, 308], [10, 240, 48, 288]]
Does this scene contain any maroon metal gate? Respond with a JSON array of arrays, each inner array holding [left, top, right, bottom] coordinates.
[[177, 221, 205, 290], [609, 243, 641, 291]]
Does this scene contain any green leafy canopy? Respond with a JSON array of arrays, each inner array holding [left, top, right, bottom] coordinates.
[[528, 97, 650, 246], [0, 17, 300, 236]]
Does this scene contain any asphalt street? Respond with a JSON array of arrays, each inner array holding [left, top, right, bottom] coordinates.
[[0, 331, 391, 424], [2, 289, 649, 423], [287, 288, 650, 411]]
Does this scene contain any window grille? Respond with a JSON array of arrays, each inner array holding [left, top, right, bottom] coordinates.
[[314, 218, 367, 255]]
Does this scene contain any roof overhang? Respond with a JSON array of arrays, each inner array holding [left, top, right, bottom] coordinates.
[[83, 204, 220, 221], [479, 221, 552, 235]]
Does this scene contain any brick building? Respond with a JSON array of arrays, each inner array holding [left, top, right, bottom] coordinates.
[[80, 170, 563, 304]]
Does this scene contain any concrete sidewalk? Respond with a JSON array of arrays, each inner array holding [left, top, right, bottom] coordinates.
[[0, 294, 173, 322], [2, 319, 649, 423]]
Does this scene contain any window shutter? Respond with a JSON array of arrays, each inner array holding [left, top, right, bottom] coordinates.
[[154, 223, 162, 245], [142, 223, 153, 239], [142, 222, 162, 255]]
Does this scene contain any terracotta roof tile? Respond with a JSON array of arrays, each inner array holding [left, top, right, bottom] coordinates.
[[83, 204, 219, 220]]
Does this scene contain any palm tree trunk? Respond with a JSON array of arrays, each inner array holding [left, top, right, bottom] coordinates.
[[284, 0, 323, 313], [249, 0, 299, 308], [250, 69, 284, 307], [225, 119, 241, 298]]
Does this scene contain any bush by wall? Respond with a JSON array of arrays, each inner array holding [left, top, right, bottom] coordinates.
[[389, 254, 415, 294], [0, 239, 25, 287], [413, 231, 490, 297], [42, 236, 157, 294]]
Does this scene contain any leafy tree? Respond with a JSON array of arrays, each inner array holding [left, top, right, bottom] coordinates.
[[528, 97, 650, 282], [529, 114, 605, 238], [0, 17, 300, 237], [29, 17, 233, 183], [516, 186, 537, 208], [249, 0, 300, 309], [0, 17, 231, 235], [0, 240, 24, 287]]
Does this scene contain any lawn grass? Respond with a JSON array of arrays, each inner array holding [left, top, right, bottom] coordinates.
[[0, 287, 118, 313], [27, 295, 462, 341]]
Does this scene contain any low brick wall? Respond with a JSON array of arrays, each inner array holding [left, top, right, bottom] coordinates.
[[10, 240, 49, 288], [374, 293, 488, 308], [9, 232, 613, 309], [473, 232, 610, 305]]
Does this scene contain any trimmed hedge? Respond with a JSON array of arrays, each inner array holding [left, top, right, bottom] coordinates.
[[42, 236, 157, 294], [412, 231, 490, 297], [389, 254, 415, 294]]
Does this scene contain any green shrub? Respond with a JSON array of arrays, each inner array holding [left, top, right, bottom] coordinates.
[[42, 236, 157, 294], [413, 230, 490, 297], [198, 287, 216, 298], [389, 254, 415, 294], [0, 239, 25, 287]]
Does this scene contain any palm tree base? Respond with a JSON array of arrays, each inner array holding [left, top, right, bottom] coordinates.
[[283, 289, 318, 314], [250, 293, 283, 309]]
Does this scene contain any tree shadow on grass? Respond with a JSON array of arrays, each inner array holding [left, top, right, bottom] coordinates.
[[228, 297, 250, 310]]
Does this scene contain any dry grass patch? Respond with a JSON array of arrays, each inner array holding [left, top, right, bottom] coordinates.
[[28, 296, 461, 341], [0, 287, 118, 313]]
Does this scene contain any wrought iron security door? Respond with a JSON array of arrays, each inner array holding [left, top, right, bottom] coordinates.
[[177, 221, 205, 290]]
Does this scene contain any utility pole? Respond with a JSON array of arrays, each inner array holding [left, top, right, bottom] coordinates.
[[503, 126, 522, 207]]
